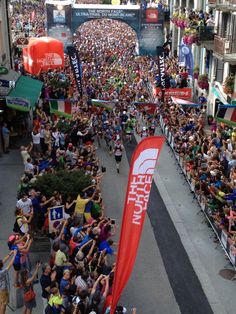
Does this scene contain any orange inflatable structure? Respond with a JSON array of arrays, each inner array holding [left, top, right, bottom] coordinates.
[[23, 37, 64, 75]]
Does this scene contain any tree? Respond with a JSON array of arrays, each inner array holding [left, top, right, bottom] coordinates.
[[32, 170, 92, 198]]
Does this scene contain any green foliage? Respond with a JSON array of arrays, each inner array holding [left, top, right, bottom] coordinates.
[[32, 170, 92, 198]]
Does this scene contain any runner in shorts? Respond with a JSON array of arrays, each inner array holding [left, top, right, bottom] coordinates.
[[114, 140, 124, 174]]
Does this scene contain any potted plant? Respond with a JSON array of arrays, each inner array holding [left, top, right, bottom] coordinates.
[[198, 74, 209, 90], [223, 74, 234, 95]]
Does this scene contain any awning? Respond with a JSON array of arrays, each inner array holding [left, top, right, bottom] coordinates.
[[8, 75, 43, 110], [216, 105, 236, 126]]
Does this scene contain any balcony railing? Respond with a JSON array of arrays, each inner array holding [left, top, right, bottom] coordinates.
[[214, 34, 236, 55], [209, 0, 236, 7], [199, 27, 216, 41]]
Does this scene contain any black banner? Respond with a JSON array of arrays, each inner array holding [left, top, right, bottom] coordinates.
[[67, 46, 83, 97], [157, 52, 165, 102]]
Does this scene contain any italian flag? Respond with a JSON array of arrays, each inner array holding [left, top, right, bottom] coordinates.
[[216, 105, 236, 126], [49, 99, 72, 118]]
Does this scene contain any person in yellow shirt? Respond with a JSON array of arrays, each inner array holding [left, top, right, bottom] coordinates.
[[47, 287, 63, 313], [74, 186, 96, 225]]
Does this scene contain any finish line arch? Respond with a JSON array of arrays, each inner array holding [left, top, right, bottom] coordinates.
[[45, 2, 164, 56]]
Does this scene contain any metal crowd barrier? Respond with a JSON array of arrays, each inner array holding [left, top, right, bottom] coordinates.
[[159, 115, 236, 269]]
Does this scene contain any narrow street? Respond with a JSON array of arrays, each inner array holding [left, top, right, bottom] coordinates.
[[1, 133, 236, 314]]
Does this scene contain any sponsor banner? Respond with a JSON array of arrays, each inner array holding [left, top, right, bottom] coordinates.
[[49, 206, 65, 233], [67, 46, 83, 97], [157, 52, 165, 101], [53, 10, 66, 23], [154, 87, 192, 100], [46, 3, 72, 47], [145, 8, 158, 23], [110, 136, 164, 313], [0, 67, 8, 75], [133, 102, 157, 114], [15, 37, 29, 48], [139, 23, 164, 56], [91, 99, 117, 110], [0, 79, 15, 88], [5, 96, 31, 112], [139, 6, 164, 56]]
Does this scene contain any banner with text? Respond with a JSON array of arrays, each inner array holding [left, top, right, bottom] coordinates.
[[67, 45, 83, 97], [110, 136, 164, 313], [154, 87, 192, 100]]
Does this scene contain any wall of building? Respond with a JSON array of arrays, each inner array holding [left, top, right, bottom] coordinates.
[[0, 0, 12, 69]]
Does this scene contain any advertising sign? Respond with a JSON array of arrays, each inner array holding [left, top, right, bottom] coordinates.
[[110, 136, 164, 313], [0, 79, 15, 88], [53, 10, 66, 23], [49, 206, 65, 232], [5, 96, 31, 112], [0, 67, 8, 75], [16, 37, 29, 48], [72, 7, 140, 35], [46, 3, 72, 47], [154, 87, 192, 100], [139, 6, 164, 56], [67, 45, 83, 97]]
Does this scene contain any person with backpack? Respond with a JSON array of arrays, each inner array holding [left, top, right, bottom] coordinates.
[[13, 208, 33, 235], [113, 140, 124, 174]]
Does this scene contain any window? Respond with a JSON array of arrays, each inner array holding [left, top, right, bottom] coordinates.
[[215, 59, 224, 83]]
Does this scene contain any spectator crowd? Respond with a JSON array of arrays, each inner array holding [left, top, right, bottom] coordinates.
[[160, 99, 236, 258]]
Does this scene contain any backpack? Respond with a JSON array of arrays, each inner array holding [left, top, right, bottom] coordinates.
[[13, 217, 23, 234]]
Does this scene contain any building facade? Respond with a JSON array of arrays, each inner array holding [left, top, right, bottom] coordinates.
[[169, 0, 236, 115], [0, 0, 12, 69]]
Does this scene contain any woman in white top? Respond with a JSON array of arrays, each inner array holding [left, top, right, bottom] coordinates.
[[31, 129, 41, 157]]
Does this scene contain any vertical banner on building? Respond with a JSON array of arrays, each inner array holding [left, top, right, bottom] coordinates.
[[157, 52, 166, 102], [110, 136, 164, 314], [67, 45, 83, 97]]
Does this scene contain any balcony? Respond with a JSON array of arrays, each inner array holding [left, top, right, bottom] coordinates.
[[199, 27, 216, 41], [215, 0, 236, 10], [213, 35, 236, 63]]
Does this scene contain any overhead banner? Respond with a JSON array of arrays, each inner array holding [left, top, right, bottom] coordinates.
[[67, 45, 83, 97], [72, 6, 140, 35], [154, 87, 192, 100], [110, 136, 164, 313], [5, 96, 31, 112]]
